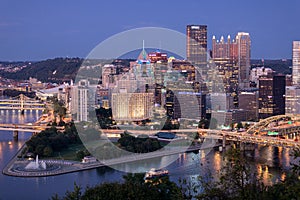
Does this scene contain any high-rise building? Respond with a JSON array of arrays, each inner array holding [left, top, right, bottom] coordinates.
[[96, 87, 109, 108], [102, 64, 116, 88], [71, 80, 96, 122], [212, 32, 251, 89], [186, 25, 207, 79], [148, 51, 168, 63], [210, 93, 234, 111], [236, 32, 251, 87], [292, 41, 300, 85], [111, 92, 154, 121], [285, 86, 300, 114], [212, 35, 237, 60], [164, 89, 204, 120], [211, 109, 247, 126], [238, 90, 259, 121], [209, 90, 247, 126], [250, 67, 273, 87], [163, 60, 206, 120], [110, 46, 155, 122], [171, 60, 196, 83], [258, 75, 285, 119], [286, 75, 293, 87], [213, 58, 239, 93], [174, 91, 203, 119], [147, 51, 169, 106]]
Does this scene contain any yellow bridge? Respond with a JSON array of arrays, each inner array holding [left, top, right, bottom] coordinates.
[[0, 94, 45, 111]]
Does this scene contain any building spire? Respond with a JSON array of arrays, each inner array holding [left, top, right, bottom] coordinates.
[[143, 40, 145, 51], [142, 40, 146, 60], [137, 40, 149, 63]]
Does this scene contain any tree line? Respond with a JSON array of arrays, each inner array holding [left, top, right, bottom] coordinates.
[[24, 123, 81, 157], [117, 132, 162, 153]]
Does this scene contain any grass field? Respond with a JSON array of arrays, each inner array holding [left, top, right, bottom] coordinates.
[[51, 143, 86, 161]]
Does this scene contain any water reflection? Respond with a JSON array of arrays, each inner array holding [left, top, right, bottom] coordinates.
[[0, 109, 296, 199], [213, 152, 221, 172], [0, 110, 41, 124], [283, 148, 290, 169], [278, 147, 282, 166]]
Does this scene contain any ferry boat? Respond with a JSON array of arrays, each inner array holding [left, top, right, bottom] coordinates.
[[144, 168, 169, 180]]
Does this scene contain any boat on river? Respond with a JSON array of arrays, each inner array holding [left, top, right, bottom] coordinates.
[[144, 168, 169, 180]]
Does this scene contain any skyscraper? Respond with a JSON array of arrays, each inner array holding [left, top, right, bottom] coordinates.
[[186, 25, 207, 79], [238, 90, 259, 121], [258, 75, 285, 119], [112, 92, 154, 121], [285, 86, 300, 115], [212, 58, 239, 93], [212, 32, 251, 89], [292, 41, 300, 85], [102, 64, 116, 88], [111, 46, 155, 122], [71, 80, 95, 122], [236, 32, 251, 87]]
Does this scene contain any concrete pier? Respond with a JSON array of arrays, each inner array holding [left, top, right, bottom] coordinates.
[[13, 130, 18, 140]]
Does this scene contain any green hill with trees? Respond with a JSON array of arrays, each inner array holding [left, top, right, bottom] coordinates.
[[251, 59, 292, 74], [0, 57, 134, 83], [0, 57, 83, 83]]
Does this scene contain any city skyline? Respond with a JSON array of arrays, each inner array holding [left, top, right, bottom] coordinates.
[[1, 1, 300, 200], [0, 1, 300, 61]]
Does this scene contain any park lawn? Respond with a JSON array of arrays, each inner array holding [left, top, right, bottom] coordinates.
[[51, 143, 86, 161]]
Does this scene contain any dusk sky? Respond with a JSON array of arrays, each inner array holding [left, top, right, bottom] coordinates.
[[1, 0, 300, 61]]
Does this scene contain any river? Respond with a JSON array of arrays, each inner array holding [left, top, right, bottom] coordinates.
[[0, 110, 293, 199]]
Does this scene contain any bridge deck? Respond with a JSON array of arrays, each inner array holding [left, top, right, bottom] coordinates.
[[0, 123, 65, 133], [102, 128, 300, 148]]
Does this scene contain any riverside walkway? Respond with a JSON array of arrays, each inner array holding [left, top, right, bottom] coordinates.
[[2, 144, 209, 177]]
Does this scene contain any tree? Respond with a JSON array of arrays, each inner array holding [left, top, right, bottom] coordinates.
[[162, 117, 172, 130], [118, 132, 162, 153], [56, 183, 82, 200], [43, 146, 53, 157], [198, 118, 209, 129], [218, 149, 253, 198], [96, 107, 113, 128], [52, 98, 67, 120], [25, 122, 82, 158], [197, 148, 266, 199], [291, 146, 300, 176], [76, 150, 85, 161], [35, 144, 45, 155], [53, 173, 184, 200], [237, 122, 243, 130]]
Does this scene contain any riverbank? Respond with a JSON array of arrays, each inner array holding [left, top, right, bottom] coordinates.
[[3, 143, 208, 177]]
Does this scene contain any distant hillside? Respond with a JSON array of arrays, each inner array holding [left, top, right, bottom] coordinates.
[[0, 58, 292, 83], [0, 58, 135, 83], [0, 57, 83, 83], [251, 59, 292, 74]]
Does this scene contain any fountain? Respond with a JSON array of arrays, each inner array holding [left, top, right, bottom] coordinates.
[[11, 154, 62, 175], [25, 155, 47, 170]]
